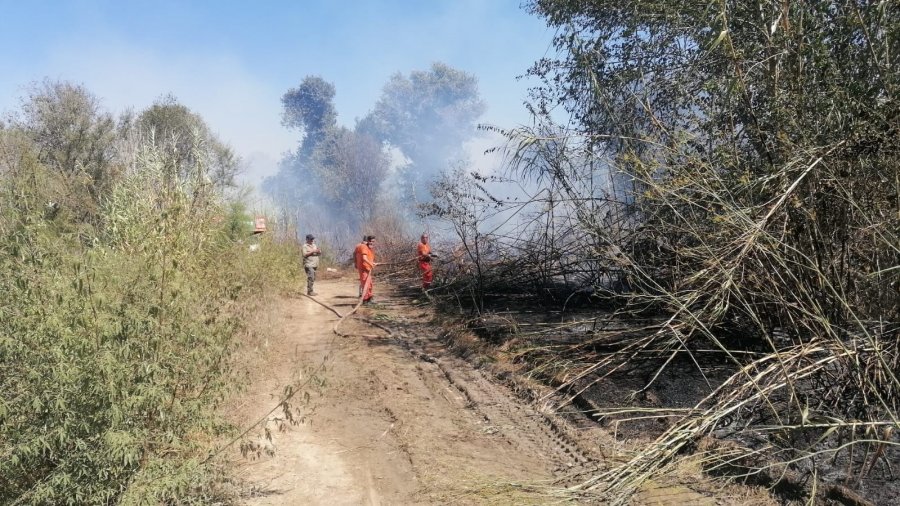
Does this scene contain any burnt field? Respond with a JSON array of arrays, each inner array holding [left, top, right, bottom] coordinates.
[[413, 280, 899, 505]]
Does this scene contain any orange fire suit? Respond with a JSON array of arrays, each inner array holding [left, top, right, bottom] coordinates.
[[417, 242, 433, 289], [354, 242, 375, 302]]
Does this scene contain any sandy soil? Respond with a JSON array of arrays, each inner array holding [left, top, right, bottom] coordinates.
[[223, 276, 734, 505], [223, 276, 598, 504]]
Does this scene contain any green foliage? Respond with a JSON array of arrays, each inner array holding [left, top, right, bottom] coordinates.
[[309, 126, 390, 228], [263, 77, 340, 218], [0, 95, 297, 504], [526, 0, 899, 327], [360, 62, 485, 160], [136, 95, 241, 190], [281, 76, 338, 158], [359, 62, 486, 202], [266, 75, 390, 241], [224, 202, 253, 240], [10, 80, 119, 223]]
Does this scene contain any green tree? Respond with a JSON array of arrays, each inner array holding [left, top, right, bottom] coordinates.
[[281, 76, 338, 158], [359, 62, 486, 202], [265, 76, 393, 240], [12, 80, 118, 220], [137, 95, 241, 190], [310, 127, 390, 227], [263, 76, 339, 213]]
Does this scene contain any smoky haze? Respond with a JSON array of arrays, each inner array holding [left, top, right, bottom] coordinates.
[[262, 62, 488, 255]]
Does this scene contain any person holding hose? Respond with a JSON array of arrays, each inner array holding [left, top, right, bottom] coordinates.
[[416, 233, 436, 289], [354, 235, 378, 304]]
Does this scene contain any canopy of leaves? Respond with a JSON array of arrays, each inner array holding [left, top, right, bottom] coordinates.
[[137, 95, 241, 190], [281, 76, 338, 157], [360, 62, 485, 159], [528, 0, 898, 165], [310, 127, 390, 228], [9, 80, 118, 221], [359, 62, 486, 201]]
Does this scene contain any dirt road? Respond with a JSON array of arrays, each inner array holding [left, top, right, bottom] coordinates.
[[224, 276, 738, 505], [224, 276, 609, 504]]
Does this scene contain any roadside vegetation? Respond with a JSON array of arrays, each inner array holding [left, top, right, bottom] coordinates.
[[0, 81, 298, 504], [421, 1, 899, 503]]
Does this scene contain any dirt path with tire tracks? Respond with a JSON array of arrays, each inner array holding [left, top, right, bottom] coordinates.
[[223, 276, 723, 505]]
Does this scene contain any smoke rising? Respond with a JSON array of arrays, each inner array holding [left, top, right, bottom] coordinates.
[[262, 63, 489, 253]]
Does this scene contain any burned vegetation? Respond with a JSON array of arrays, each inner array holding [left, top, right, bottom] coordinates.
[[417, 1, 900, 504]]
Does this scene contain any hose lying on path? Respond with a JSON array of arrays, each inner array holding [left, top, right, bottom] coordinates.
[[308, 268, 394, 339], [203, 271, 391, 465]]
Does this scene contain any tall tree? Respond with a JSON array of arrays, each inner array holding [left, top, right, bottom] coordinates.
[[310, 127, 390, 228], [264, 76, 339, 208], [281, 76, 338, 159], [12, 80, 118, 221], [265, 76, 393, 241], [359, 62, 486, 202], [137, 95, 241, 190]]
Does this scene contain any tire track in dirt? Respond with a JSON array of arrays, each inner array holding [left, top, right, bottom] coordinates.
[[401, 336, 601, 479], [231, 278, 604, 504], [230, 278, 728, 505], [381, 295, 731, 506]]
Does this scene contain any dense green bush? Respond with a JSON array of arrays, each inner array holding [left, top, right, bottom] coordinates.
[[0, 110, 298, 504]]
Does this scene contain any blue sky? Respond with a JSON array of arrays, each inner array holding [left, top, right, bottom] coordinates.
[[0, 1, 555, 186]]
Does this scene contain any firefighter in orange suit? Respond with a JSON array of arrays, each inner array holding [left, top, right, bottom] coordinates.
[[416, 233, 435, 289], [354, 235, 377, 304]]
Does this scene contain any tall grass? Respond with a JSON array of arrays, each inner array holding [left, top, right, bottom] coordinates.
[[0, 127, 298, 504]]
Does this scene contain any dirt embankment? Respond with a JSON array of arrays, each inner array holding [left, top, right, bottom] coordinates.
[[221, 276, 762, 505]]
